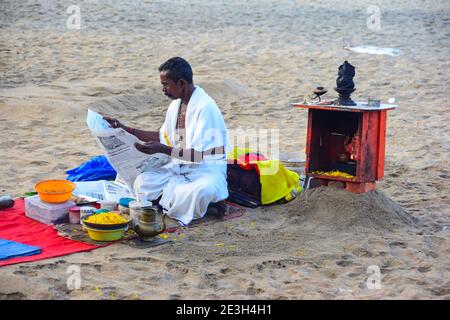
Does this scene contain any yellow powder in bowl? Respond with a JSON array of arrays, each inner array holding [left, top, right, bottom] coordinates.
[[84, 212, 127, 225]]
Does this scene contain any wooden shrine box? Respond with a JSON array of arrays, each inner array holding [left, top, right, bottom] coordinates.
[[293, 102, 397, 193]]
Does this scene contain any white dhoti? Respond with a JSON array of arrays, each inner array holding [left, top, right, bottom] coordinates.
[[134, 86, 231, 225]]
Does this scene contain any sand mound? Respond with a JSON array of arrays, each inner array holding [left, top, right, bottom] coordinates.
[[285, 187, 420, 232], [199, 79, 257, 101]]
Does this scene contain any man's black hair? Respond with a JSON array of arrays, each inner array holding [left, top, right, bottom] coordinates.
[[159, 57, 193, 84]]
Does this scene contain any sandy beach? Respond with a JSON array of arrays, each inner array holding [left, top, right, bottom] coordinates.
[[0, 0, 449, 299]]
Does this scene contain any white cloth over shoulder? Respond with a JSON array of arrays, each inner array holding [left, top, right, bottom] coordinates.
[[159, 86, 231, 162], [134, 86, 231, 226]]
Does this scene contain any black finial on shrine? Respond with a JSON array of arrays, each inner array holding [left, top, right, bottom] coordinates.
[[334, 61, 356, 106]]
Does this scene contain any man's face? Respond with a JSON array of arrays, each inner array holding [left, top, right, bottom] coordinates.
[[160, 71, 183, 100]]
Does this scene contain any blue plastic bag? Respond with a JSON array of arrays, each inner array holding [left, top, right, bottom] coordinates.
[[66, 156, 117, 182], [0, 238, 42, 260]]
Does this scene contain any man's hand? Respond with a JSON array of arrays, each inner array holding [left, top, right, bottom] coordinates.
[[134, 141, 171, 155], [103, 116, 122, 129]]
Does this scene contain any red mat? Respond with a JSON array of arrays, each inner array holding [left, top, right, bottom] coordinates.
[[0, 199, 101, 267]]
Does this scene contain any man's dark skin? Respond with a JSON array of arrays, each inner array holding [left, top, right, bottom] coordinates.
[[104, 70, 224, 162]]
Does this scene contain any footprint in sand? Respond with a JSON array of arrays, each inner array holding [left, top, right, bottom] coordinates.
[[0, 292, 26, 300], [13, 267, 39, 277], [169, 294, 182, 300], [246, 286, 265, 295], [389, 241, 408, 249], [165, 261, 190, 275], [254, 260, 287, 272], [416, 265, 432, 273], [352, 247, 373, 258], [335, 255, 355, 267], [429, 286, 450, 297], [29, 160, 50, 166]]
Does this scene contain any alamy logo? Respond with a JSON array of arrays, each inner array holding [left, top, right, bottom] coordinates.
[[66, 265, 81, 290], [366, 265, 381, 289], [66, 5, 81, 30], [366, 5, 381, 32]]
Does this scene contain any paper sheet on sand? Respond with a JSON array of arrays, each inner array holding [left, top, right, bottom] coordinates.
[[86, 109, 170, 192], [344, 45, 401, 56]]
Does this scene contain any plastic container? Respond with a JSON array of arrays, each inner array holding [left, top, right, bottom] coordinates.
[[118, 197, 135, 216], [34, 180, 75, 203], [94, 209, 109, 214], [68, 206, 81, 224], [118, 204, 130, 216], [136, 192, 152, 207], [85, 225, 128, 241], [99, 200, 117, 211], [80, 206, 96, 220], [128, 201, 142, 228], [25, 195, 74, 225]]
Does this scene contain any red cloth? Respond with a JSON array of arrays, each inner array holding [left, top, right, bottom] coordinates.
[[237, 153, 268, 175], [0, 198, 101, 267]]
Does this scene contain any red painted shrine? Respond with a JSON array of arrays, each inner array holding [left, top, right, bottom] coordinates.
[[293, 102, 397, 193]]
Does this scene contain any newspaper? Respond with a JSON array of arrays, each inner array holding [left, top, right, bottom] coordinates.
[[86, 109, 171, 192], [72, 180, 134, 202]]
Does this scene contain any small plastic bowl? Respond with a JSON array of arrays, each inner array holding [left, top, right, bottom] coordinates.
[[35, 180, 76, 203], [85, 225, 128, 242], [99, 200, 117, 211], [69, 206, 81, 224]]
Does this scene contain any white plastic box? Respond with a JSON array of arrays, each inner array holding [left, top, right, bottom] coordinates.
[[25, 195, 75, 225]]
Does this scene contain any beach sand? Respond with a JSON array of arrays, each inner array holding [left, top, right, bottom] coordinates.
[[0, 0, 449, 299]]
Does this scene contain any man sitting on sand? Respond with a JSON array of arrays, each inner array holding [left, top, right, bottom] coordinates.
[[104, 57, 230, 226]]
